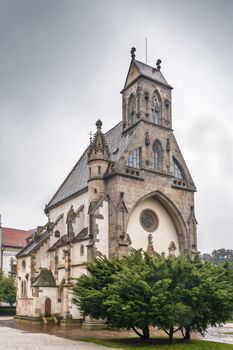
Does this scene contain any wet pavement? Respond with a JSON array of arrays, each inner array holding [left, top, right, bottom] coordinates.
[[204, 323, 233, 345], [0, 317, 124, 350], [1, 316, 233, 347], [0, 316, 135, 341]]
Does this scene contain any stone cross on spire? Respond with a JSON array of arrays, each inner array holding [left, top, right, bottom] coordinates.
[[156, 59, 162, 70], [131, 47, 136, 60]]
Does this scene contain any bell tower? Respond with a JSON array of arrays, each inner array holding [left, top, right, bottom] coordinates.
[[121, 47, 173, 131]]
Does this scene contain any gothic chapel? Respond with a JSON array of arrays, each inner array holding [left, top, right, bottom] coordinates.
[[16, 48, 197, 325]]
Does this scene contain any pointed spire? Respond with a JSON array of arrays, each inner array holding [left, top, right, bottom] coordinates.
[[88, 119, 110, 162]]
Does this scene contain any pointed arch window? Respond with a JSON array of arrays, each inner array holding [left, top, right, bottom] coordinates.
[[151, 140, 163, 171], [128, 94, 137, 126], [127, 148, 141, 168], [173, 158, 184, 179], [152, 91, 162, 125]]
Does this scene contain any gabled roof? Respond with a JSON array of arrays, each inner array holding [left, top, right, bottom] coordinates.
[[1, 227, 31, 249], [123, 59, 172, 90], [47, 121, 136, 209], [72, 227, 88, 243], [48, 232, 75, 252], [16, 229, 50, 258], [31, 269, 56, 287]]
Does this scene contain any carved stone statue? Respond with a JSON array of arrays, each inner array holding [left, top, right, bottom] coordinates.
[[66, 205, 75, 240], [146, 234, 155, 256]]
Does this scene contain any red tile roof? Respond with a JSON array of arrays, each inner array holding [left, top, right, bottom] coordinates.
[[1, 227, 31, 248]]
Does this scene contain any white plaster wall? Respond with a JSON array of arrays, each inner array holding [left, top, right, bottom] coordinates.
[[57, 267, 65, 285], [71, 241, 88, 266], [49, 192, 88, 247], [95, 200, 109, 258], [71, 265, 86, 279], [34, 240, 50, 271], [39, 287, 59, 315], [57, 246, 65, 267], [17, 256, 32, 298], [127, 197, 179, 256]]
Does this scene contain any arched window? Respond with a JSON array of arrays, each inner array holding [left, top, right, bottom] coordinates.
[[173, 158, 184, 179], [80, 244, 84, 256], [54, 230, 60, 238], [127, 148, 141, 168], [128, 94, 136, 126], [152, 91, 162, 124], [22, 260, 26, 272], [23, 281, 27, 298], [21, 281, 24, 297], [151, 140, 163, 171]]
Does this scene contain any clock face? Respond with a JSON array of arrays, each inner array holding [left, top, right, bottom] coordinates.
[[140, 209, 159, 232]]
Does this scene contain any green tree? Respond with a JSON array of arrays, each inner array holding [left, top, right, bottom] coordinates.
[[73, 251, 233, 343], [0, 272, 16, 305], [202, 248, 233, 265]]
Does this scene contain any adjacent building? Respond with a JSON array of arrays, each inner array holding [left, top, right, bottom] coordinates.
[[0, 220, 30, 277]]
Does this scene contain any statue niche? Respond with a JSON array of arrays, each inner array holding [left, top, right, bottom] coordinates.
[[151, 91, 162, 125]]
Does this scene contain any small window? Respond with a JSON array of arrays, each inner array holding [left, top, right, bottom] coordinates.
[[80, 244, 84, 256], [173, 159, 184, 179], [127, 148, 141, 169], [54, 230, 60, 238], [22, 260, 26, 272], [98, 166, 101, 175]]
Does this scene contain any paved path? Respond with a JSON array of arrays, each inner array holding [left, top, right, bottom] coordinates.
[[204, 323, 233, 345], [0, 319, 121, 350]]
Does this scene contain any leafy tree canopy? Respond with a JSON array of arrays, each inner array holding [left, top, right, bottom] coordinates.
[[202, 248, 233, 265], [73, 251, 233, 343], [0, 271, 16, 305]]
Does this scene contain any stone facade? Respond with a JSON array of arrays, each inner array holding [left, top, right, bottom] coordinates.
[[16, 50, 197, 325]]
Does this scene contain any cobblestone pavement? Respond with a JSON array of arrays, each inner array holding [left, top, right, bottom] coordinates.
[[0, 317, 122, 350]]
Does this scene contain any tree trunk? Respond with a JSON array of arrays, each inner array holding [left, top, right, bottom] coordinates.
[[169, 327, 174, 344], [143, 325, 150, 339], [132, 327, 150, 339], [184, 327, 191, 340]]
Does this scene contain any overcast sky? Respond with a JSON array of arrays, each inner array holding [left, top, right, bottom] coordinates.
[[1, 0, 233, 253]]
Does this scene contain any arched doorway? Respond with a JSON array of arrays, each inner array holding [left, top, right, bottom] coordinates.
[[45, 298, 51, 317]]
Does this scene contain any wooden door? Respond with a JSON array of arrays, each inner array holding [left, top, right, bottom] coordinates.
[[45, 298, 51, 317]]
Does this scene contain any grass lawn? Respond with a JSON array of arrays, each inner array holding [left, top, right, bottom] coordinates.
[[84, 337, 233, 349], [224, 332, 233, 335]]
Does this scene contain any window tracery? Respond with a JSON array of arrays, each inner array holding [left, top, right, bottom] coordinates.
[[173, 158, 184, 179], [128, 94, 136, 126], [127, 148, 141, 168], [151, 140, 163, 171]]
